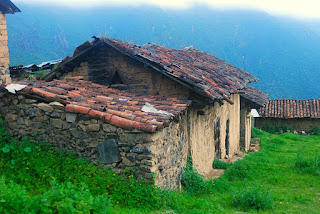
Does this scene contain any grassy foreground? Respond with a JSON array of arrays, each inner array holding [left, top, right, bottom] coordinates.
[[1, 120, 319, 213]]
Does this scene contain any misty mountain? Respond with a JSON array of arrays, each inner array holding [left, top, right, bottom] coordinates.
[[6, 4, 320, 99]]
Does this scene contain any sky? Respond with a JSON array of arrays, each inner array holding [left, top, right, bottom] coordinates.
[[13, 0, 320, 19]]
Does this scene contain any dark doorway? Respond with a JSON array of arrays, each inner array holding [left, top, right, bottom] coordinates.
[[214, 118, 220, 159], [225, 120, 230, 156]]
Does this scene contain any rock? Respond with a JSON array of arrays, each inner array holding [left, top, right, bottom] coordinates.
[[50, 112, 61, 118], [37, 103, 53, 113], [90, 119, 98, 124], [13, 99, 19, 105], [17, 117, 24, 125], [293, 130, 298, 134], [49, 102, 64, 110], [141, 159, 152, 166], [79, 124, 86, 132], [89, 141, 99, 148], [140, 165, 151, 172], [69, 128, 87, 139], [96, 139, 121, 164], [102, 124, 117, 133], [122, 157, 135, 166], [66, 113, 77, 123], [87, 124, 100, 132], [301, 131, 306, 135], [25, 99, 37, 104], [137, 154, 152, 160], [17, 95, 24, 100], [126, 153, 138, 162], [132, 145, 151, 154], [51, 118, 63, 129]]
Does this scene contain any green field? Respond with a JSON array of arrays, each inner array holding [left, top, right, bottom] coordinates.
[[1, 120, 319, 213]]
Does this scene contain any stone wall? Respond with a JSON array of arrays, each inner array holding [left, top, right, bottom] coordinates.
[[255, 117, 320, 132], [61, 44, 190, 99], [0, 93, 187, 189], [182, 94, 241, 176], [0, 14, 10, 85], [240, 100, 252, 151]]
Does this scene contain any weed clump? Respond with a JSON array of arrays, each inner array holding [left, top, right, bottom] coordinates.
[[310, 127, 320, 135], [232, 184, 274, 211], [223, 160, 252, 181], [251, 127, 266, 138], [181, 157, 208, 195], [212, 158, 233, 169], [0, 177, 112, 213]]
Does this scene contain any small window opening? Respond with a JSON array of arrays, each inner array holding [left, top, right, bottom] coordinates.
[[111, 71, 123, 85], [225, 120, 230, 156], [214, 117, 220, 159]]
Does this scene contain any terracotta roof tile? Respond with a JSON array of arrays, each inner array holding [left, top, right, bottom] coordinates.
[[258, 99, 320, 119], [241, 86, 269, 107], [1, 78, 191, 132], [49, 37, 260, 103]]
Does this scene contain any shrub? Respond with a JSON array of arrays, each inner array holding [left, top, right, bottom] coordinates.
[[181, 157, 208, 195], [212, 158, 233, 169], [310, 127, 320, 136], [251, 127, 268, 138], [31, 180, 112, 214], [0, 177, 32, 213], [232, 184, 274, 211], [223, 160, 252, 181], [0, 177, 112, 213], [262, 125, 280, 134]]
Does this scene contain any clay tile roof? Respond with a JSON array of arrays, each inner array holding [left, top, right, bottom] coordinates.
[[0, 0, 20, 14], [1, 78, 191, 132], [258, 99, 320, 119], [49, 37, 260, 103], [241, 86, 269, 107]]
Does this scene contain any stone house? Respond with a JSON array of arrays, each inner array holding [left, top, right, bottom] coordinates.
[[0, 37, 268, 188], [0, 0, 20, 85], [256, 99, 320, 132]]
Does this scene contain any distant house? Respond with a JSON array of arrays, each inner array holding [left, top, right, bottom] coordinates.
[[1, 37, 268, 189], [0, 0, 20, 85], [256, 99, 320, 132]]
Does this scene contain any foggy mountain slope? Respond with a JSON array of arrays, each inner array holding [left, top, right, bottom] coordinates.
[[6, 4, 320, 99]]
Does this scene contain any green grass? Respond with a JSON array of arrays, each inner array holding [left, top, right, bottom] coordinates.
[[212, 158, 233, 169], [1, 121, 320, 213]]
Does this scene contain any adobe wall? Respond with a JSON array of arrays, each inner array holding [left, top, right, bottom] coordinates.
[[0, 14, 10, 85], [0, 93, 188, 189], [240, 100, 252, 151], [255, 117, 320, 132], [183, 94, 240, 176], [61, 44, 190, 99]]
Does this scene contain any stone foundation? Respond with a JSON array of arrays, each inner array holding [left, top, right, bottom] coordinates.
[[0, 93, 187, 189]]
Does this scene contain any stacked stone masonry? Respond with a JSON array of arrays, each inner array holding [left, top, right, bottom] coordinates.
[[0, 14, 10, 85], [0, 93, 187, 189]]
